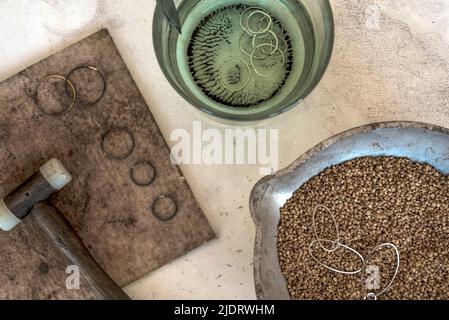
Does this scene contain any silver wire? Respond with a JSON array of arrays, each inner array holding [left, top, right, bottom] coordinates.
[[252, 30, 279, 55], [246, 10, 273, 34], [308, 239, 366, 275], [239, 6, 266, 33], [250, 43, 285, 78], [312, 204, 340, 253], [307, 204, 401, 300], [218, 57, 251, 92]]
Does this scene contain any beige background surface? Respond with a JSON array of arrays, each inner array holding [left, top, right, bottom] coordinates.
[[1, 0, 448, 299]]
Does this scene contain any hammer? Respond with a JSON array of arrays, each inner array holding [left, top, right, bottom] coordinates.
[[0, 159, 130, 300]]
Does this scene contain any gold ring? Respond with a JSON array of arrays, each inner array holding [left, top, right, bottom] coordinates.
[[34, 75, 76, 116]]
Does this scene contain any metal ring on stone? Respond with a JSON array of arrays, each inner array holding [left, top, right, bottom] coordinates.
[[65, 65, 106, 106], [34, 75, 76, 116], [130, 160, 156, 186], [101, 127, 135, 160], [151, 195, 178, 221]]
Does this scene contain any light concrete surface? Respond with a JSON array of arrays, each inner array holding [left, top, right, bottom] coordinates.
[[1, 0, 449, 299]]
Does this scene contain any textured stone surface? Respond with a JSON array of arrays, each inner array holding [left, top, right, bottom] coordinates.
[[0, 214, 97, 300], [0, 29, 214, 299]]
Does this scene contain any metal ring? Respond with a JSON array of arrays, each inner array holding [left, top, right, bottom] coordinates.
[[218, 57, 251, 92], [101, 127, 135, 160], [65, 65, 106, 106], [312, 205, 340, 253], [130, 160, 156, 186], [151, 195, 178, 221], [252, 30, 279, 55], [250, 43, 286, 78], [239, 31, 253, 57], [34, 75, 76, 116], [247, 10, 273, 34], [308, 239, 366, 275], [239, 6, 267, 33]]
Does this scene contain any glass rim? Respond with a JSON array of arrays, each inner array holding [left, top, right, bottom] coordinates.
[[152, 0, 335, 122]]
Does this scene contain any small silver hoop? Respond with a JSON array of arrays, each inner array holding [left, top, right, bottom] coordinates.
[[247, 10, 273, 34], [252, 30, 279, 55], [250, 43, 285, 77], [240, 6, 268, 33], [218, 57, 251, 92]]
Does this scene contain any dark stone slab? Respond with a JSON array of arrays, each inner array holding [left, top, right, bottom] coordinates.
[[0, 29, 215, 299]]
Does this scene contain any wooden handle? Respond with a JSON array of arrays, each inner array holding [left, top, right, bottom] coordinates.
[[31, 203, 130, 300]]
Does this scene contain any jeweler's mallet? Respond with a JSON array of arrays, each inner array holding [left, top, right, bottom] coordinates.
[[0, 159, 130, 300]]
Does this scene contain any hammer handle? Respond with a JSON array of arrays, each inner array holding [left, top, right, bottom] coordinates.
[[31, 203, 130, 300]]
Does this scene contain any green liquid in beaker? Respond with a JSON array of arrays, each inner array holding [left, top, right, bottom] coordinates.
[[176, 1, 314, 112]]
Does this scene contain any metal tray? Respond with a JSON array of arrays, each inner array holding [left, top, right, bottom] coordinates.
[[250, 121, 449, 300]]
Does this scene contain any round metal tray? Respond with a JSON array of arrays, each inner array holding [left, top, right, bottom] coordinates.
[[249, 121, 449, 300]]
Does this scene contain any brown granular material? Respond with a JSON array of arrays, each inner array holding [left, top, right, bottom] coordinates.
[[277, 157, 449, 300]]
